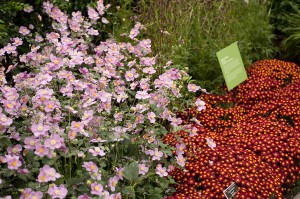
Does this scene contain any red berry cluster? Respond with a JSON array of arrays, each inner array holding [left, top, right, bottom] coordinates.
[[164, 60, 300, 198]]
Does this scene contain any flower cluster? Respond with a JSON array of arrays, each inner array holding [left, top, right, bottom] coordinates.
[[0, 1, 200, 198], [165, 59, 300, 198]]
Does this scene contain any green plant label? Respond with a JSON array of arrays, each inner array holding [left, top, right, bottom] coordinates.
[[216, 42, 247, 90], [223, 182, 239, 199]]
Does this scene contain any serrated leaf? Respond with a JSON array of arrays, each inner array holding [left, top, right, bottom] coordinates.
[[123, 162, 139, 181]]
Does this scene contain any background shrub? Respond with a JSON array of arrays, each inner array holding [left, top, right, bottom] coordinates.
[[268, 0, 300, 64], [136, 0, 277, 93]]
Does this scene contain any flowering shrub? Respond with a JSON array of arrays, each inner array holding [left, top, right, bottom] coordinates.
[[165, 60, 300, 199], [0, 1, 202, 198]]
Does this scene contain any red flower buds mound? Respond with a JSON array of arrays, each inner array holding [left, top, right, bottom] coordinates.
[[164, 60, 300, 198]]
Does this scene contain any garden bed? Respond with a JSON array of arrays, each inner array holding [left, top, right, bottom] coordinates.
[[164, 59, 300, 199]]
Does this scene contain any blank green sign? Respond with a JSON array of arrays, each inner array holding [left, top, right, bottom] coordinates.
[[216, 42, 247, 90]]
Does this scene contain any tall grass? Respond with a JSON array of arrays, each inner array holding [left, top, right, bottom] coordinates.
[[136, 0, 277, 93]]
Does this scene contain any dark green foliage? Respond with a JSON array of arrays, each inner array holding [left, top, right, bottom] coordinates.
[[136, 0, 277, 93], [268, 0, 300, 63]]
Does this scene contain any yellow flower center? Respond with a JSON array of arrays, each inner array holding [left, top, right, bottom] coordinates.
[[90, 165, 95, 171], [37, 126, 43, 131], [1, 117, 7, 122], [50, 140, 56, 145], [75, 123, 80, 128], [94, 185, 99, 191], [54, 59, 59, 65], [12, 161, 17, 167]]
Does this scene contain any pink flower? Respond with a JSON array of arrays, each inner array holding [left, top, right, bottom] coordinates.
[[110, 193, 122, 199], [134, 114, 144, 124], [101, 17, 109, 24], [7, 144, 22, 155], [206, 138, 216, 150], [36, 88, 54, 99], [44, 100, 58, 112], [170, 117, 182, 127], [36, 73, 53, 85], [129, 27, 139, 39], [34, 144, 49, 157], [87, 28, 99, 36], [153, 79, 163, 89], [98, 91, 112, 103], [176, 143, 186, 155], [0, 113, 12, 126], [148, 148, 163, 161], [147, 112, 156, 123], [142, 67, 156, 74], [136, 91, 150, 100], [37, 165, 61, 182], [125, 69, 138, 81], [87, 7, 99, 21], [20, 188, 32, 199], [189, 126, 198, 137], [4, 44, 17, 55], [31, 123, 50, 137], [44, 134, 64, 150], [195, 98, 206, 111], [5, 155, 21, 170], [176, 154, 186, 167], [140, 57, 155, 67], [116, 167, 124, 180], [155, 164, 168, 177], [83, 161, 98, 173], [91, 182, 103, 196], [89, 147, 106, 156], [165, 68, 181, 80], [70, 121, 84, 133], [187, 84, 200, 92], [114, 112, 124, 122], [28, 191, 43, 199], [47, 184, 68, 199], [78, 193, 92, 199], [138, 164, 149, 175], [81, 110, 94, 124], [139, 81, 150, 91], [49, 54, 63, 70], [11, 37, 23, 46], [97, 0, 105, 15], [24, 5, 33, 13], [108, 176, 118, 192], [19, 26, 30, 35], [68, 130, 77, 140]]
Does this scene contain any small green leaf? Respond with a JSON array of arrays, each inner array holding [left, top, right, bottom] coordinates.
[[76, 184, 90, 192], [148, 193, 163, 199]]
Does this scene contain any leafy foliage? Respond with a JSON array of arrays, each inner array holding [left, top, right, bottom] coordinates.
[[268, 0, 300, 63], [136, 0, 277, 93]]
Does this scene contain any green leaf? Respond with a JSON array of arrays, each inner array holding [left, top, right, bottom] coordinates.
[[76, 184, 90, 192], [148, 193, 163, 199], [122, 186, 136, 198], [123, 162, 139, 181]]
